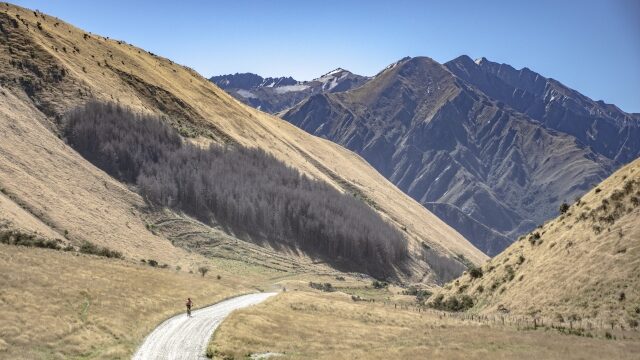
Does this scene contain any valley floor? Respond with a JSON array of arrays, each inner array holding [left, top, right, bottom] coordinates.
[[211, 284, 640, 360], [2, 243, 639, 360], [0, 243, 285, 360]]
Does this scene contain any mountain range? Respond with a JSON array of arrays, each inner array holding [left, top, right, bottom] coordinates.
[[211, 68, 368, 113], [213, 57, 640, 256], [2, 3, 639, 359]]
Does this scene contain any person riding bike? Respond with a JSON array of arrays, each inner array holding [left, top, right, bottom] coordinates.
[[186, 297, 193, 317]]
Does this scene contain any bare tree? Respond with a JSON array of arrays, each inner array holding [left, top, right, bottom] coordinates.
[[198, 266, 209, 278]]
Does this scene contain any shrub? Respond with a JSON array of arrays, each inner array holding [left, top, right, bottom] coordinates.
[[529, 232, 541, 245], [444, 296, 460, 311], [559, 203, 570, 214], [402, 286, 419, 296], [456, 254, 474, 269], [468, 267, 483, 279], [309, 282, 334, 292], [430, 294, 444, 308], [517, 255, 525, 265], [490, 281, 500, 291], [0, 230, 62, 250], [372, 280, 388, 289], [335, 276, 346, 281], [79, 241, 123, 258], [429, 294, 473, 312], [459, 295, 474, 310], [147, 259, 158, 267], [416, 289, 432, 302], [198, 266, 209, 277], [216, 274, 221, 280], [504, 265, 516, 281]]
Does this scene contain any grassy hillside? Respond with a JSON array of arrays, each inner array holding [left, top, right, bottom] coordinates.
[[432, 157, 640, 326], [0, 2, 485, 282]]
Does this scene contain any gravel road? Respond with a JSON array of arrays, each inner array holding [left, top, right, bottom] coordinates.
[[133, 292, 277, 360]]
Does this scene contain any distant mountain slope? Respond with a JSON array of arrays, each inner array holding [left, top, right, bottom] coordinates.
[[0, 4, 485, 283], [210, 68, 369, 113], [445, 55, 640, 164], [434, 157, 640, 324], [281, 56, 621, 255]]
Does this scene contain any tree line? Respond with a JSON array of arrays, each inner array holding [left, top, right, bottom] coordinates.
[[63, 101, 408, 278]]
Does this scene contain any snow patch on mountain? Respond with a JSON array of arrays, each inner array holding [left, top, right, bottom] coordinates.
[[274, 84, 311, 94], [237, 89, 257, 99]]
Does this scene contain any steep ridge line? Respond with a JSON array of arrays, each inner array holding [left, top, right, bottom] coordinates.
[[0, 3, 486, 282]]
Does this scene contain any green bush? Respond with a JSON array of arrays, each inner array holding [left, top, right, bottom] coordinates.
[[433, 295, 474, 312], [1, 230, 63, 250], [372, 280, 389, 289], [198, 266, 209, 277], [428, 294, 473, 312], [416, 289, 432, 302], [430, 294, 444, 308], [504, 265, 516, 281], [309, 282, 334, 292], [559, 203, 570, 214], [79, 242, 123, 258], [468, 267, 483, 279]]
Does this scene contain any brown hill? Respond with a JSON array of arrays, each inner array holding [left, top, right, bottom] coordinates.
[[432, 157, 640, 325], [0, 3, 485, 282]]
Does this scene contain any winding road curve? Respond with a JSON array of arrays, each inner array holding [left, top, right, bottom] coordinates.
[[133, 292, 277, 360]]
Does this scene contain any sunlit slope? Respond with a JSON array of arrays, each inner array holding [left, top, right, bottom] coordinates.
[[435, 157, 640, 323], [0, 3, 486, 281]]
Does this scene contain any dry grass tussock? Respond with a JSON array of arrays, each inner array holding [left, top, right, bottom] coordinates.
[[211, 289, 640, 360], [0, 244, 280, 360]]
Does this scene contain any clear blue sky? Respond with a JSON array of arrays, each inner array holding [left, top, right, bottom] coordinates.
[[10, 0, 640, 112]]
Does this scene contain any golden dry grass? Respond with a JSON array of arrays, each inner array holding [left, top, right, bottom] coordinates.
[[0, 3, 486, 285], [435, 157, 640, 324], [0, 243, 283, 360], [212, 289, 640, 360]]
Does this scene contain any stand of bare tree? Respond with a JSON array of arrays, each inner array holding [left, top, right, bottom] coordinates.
[[63, 101, 408, 278]]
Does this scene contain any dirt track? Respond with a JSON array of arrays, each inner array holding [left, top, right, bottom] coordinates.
[[133, 292, 277, 360]]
